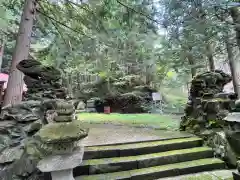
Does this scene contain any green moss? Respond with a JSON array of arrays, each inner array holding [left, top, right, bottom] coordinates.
[[76, 174, 107, 180], [213, 98, 230, 102], [83, 147, 211, 166], [182, 174, 218, 180], [105, 171, 131, 179], [24, 139, 43, 159], [130, 158, 223, 174], [86, 137, 202, 151], [36, 121, 89, 143], [78, 158, 224, 180], [181, 173, 233, 180]]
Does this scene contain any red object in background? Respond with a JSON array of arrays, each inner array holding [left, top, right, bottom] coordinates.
[[104, 106, 111, 114], [0, 73, 27, 91]]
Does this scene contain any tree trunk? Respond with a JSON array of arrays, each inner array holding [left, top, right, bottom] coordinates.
[[76, 72, 81, 90], [230, 6, 240, 49], [225, 36, 240, 97], [206, 43, 215, 71], [0, 43, 4, 72], [186, 47, 196, 78], [195, 0, 215, 71], [3, 0, 36, 106], [188, 58, 196, 78], [66, 72, 73, 99]]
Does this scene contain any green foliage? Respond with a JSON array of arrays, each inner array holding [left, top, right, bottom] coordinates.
[[26, 0, 172, 95], [1, 0, 237, 101]]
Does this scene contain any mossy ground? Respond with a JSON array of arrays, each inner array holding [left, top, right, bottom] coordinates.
[[77, 113, 179, 130]]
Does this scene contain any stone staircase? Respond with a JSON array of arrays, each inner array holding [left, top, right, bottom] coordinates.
[[72, 136, 231, 180]]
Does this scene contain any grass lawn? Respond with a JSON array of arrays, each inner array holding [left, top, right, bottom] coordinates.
[[77, 113, 180, 130]]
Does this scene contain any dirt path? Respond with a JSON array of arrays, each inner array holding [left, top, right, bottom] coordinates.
[[81, 123, 193, 146]]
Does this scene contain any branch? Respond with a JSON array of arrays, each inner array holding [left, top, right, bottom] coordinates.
[[36, 8, 125, 50], [38, 2, 76, 49], [66, 0, 109, 34], [51, 18, 69, 47], [116, 0, 162, 25], [37, 1, 142, 50], [213, 6, 240, 29], [0, 28, 18, 39], [37, 9, 94, 40]]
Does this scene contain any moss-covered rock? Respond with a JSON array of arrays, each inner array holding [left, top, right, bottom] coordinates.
[[180, 70, 235, 133], [41, 99, 75, 115], [75, 74, 158, 113]]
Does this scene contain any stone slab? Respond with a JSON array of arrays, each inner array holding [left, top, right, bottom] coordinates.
[[81, 123, 193, 147], [77, 147, 212, 176], [224, 112, 240, 122], [160, 170, 235, 179], [210, 169, 236, 179], [0, 146, 24, 164], [76, 158, 225, 180], [83, 137, 202, 160], [37, 147, 84, 172]]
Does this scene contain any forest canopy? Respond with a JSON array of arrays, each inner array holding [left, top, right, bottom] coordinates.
[[1, 0, 240, 108]]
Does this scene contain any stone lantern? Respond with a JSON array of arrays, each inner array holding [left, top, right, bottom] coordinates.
[[36, 100, 88, 180]]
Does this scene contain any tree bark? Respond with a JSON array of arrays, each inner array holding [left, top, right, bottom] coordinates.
[[66, 72, 73, 99], [230, 6, 240, 49], [0, 43, 4, 72], [225, 36, 240, 96], [76, 72, 81, 90], [195, 0, 215, 71], [186, 47, 197, 78], [206, 43, 215, 71], [3, 0, 36, 106], [188, 57, 197, 78]]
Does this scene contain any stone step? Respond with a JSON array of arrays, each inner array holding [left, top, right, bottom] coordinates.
[[158, 169, 235, 180], [74, 147, 214, 176], [84, 137, 202, 160], [75, 158, 225, 180]]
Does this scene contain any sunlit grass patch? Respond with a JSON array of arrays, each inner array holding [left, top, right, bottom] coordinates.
[[77, 113, 180, 130]]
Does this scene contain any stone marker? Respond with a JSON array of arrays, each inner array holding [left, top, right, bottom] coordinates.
[[86, 99, 96, 112]]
